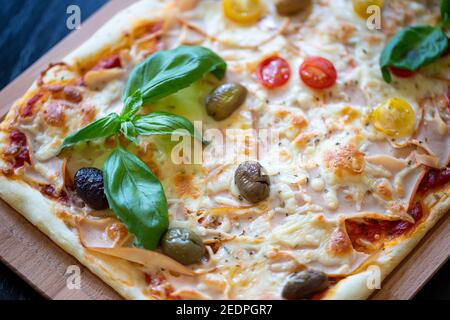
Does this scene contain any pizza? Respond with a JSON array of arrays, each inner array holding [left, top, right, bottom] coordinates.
[[0, 0, 449, 300]]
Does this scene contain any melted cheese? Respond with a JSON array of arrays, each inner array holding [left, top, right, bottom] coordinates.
[[1, 0, 449, 300]]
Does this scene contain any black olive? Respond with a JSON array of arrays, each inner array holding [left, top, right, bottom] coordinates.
[[74, 167, 109, 210], [282, 269, 329, 300], [161, 228, 205, 265], [234, 161, 270, 203], [205, 83, 248, 121]]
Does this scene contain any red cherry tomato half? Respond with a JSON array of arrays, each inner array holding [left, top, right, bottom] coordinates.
[[389, 67, 416, 78], [299, 57, 337, 89], [257, 56, 291, 89]]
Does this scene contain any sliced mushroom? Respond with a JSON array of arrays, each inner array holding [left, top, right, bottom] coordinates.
[[282, 269, 329, 300], [234, 161, 270, 203]]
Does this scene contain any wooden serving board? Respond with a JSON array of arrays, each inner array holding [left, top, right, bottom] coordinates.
[[0, 0, 448, 300]]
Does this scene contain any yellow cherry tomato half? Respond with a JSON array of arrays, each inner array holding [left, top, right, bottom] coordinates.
[[370, 98, 416, 138], [223, 0, 264, 25], [352, 0, 384, 19]]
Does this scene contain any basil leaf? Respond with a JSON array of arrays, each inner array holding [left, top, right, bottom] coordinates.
[[123, 46, 226, 105], [121, 91, 143, 118], [61, 113, 121, 149], [380, 26, 449, 83], [133, 111, 198, 139], [103, 147, 168, 250], [442, 0, 450, 27], [120, 121, 138, 144]]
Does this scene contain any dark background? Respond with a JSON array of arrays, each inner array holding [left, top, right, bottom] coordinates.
[[0, 0, 448, 300]]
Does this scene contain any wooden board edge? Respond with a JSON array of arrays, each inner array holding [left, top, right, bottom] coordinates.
[[0, 197, 121, 300], [370, 214, 450, 300], [0, 256, 52, 300]]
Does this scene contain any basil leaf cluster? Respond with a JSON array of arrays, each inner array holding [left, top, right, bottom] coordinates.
[[60, 46, 227, 249], [380, 0, 450, 83]]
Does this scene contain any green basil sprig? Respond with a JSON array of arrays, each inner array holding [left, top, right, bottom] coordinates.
[[117, 111, 200, 144], [61, 113, 121, 149], [60, 45, 227, 250], [134, 112, 197, 138], [61, 108, 198, 147], [104, 146, 168, 250], [123, 45, 226, 109], [380, 26, 448, 82], [62, 46, 225, 147], [380, 0, 450, 83]]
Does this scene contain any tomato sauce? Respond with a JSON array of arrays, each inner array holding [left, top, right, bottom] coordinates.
[[346, 202, 424, 252], [7, 130, 31, 169], [144, 272, 181, 300], [40, 184, 68, 203], [418, 167, 450, 194]]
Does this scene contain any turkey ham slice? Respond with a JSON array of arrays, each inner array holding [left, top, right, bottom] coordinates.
[[77, 217, 195, 276]]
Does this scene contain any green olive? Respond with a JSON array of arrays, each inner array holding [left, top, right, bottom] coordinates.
[[275, 0, 311, 16], [282, 269, 329, 300], [161, 228, 205, 265], [205, 83, 247, 121], [235, 161, 270, 203]]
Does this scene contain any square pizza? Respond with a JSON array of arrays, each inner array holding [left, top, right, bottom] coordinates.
[[0, 0, 449, 300]]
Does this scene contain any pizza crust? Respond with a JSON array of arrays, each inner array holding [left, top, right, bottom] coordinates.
[[0, 0, 449, 300], [64, 0, 167, 68], [0, 176, 149, 300], [323, 187, 450, 300]]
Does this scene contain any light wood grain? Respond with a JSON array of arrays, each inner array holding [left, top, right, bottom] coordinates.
[[371, 216, 450, 299], [0, 0, 448, 300], [0, 198, 121, 300]]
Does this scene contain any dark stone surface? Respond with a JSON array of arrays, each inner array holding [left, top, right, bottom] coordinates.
[[0, 0, 106, 89], [0, 0, 448, 300]]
